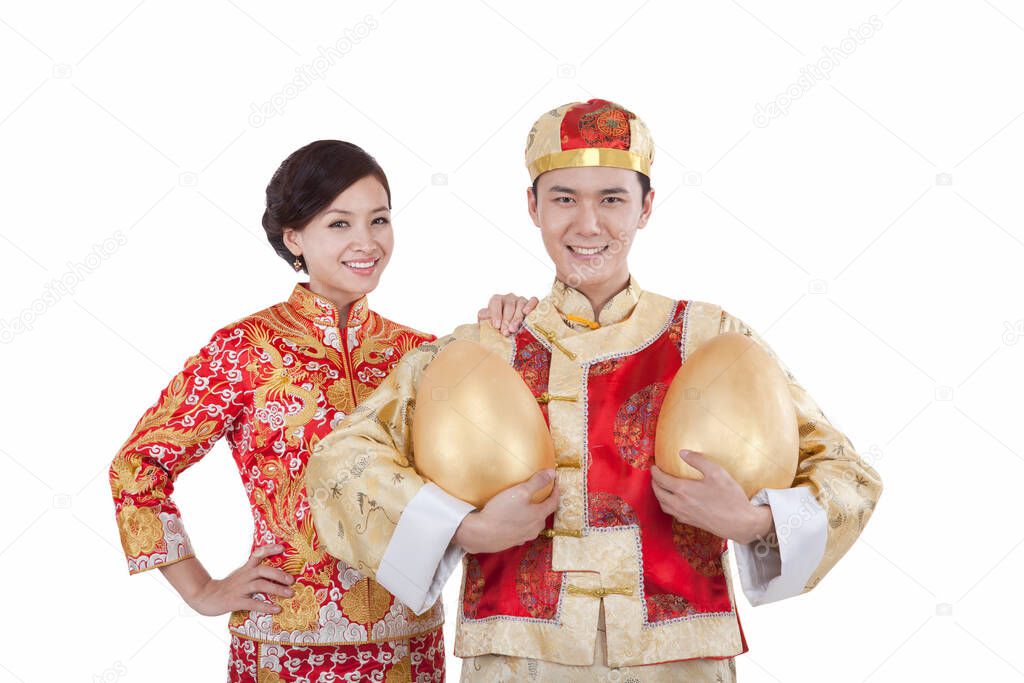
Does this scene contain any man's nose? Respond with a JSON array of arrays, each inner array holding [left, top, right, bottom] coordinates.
[[574, 201, 601, 235]]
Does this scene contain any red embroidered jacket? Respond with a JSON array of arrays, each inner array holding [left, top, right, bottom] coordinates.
[[110, 283, 441, 644]]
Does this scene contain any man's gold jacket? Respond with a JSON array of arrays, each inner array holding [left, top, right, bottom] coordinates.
[[305, 278, 883, 666]]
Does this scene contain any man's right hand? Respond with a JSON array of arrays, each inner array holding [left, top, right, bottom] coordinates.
[[453, 469, 560, 555]]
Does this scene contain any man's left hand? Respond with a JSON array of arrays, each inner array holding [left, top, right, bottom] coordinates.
[[651, 449, 774, 545]]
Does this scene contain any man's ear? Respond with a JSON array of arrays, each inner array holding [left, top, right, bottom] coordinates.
[[637, 187, 655, 229], [527, 186, 541, 228], [282, 227, 303, 255]]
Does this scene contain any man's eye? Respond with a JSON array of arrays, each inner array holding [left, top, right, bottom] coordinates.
[[603, 196, 623, 204], [555, 196, 574, 204]]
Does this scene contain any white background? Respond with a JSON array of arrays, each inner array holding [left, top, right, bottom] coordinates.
[[1, 1, 1021, 681]]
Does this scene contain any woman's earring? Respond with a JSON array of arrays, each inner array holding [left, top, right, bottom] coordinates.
[[293, 256, 303, 272]]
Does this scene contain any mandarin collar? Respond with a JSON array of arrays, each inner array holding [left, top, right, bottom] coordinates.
[[287, 283, 370, 329], [549, 275, 641, 329]]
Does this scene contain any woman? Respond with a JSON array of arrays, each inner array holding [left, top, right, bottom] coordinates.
[[109, 140, 536, 681]]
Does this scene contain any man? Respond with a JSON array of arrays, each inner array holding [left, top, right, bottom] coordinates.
[[305, 98, 882, 681]]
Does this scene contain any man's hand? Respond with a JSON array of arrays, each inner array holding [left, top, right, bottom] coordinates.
[[651, 450, 774, 545], [454, 469, 559, 554], [478, 293, 539, 336]]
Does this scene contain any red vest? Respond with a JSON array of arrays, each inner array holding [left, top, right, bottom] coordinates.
[[461, 301, 746, 648]]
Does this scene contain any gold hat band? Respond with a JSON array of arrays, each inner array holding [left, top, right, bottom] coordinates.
[[528, 148, 651, 183]]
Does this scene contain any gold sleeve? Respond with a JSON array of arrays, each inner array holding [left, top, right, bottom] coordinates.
[[304, 324, 481, 578], [719, 309, 883, 591]]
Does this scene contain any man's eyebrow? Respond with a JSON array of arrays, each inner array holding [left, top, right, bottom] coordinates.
[[323, 206, 390, 215], [546, 185, 629, 195]]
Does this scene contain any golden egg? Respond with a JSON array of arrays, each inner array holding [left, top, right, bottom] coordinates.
[[654, 332, 798, 498], [412, 339, 556, 508]]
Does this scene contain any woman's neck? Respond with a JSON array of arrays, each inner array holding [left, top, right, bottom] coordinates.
[[307, 280, 362, 325]]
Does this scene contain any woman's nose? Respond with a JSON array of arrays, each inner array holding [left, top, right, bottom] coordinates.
[[351, 226, 375, 251]]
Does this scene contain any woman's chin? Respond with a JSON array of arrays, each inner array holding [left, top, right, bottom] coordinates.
[[336, 273, 382, 297]]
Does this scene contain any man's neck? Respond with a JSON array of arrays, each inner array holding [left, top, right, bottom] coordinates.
[[570, 274, 631, 320]]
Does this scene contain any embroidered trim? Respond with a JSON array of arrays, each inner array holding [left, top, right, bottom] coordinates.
[[127, 551, 197, 576], [229, 623, 441, 647], [584, 300, 680, 367], [679, 300, 692, 362]]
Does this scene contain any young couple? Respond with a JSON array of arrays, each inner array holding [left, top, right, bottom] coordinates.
[[114, 99, 882, 682]]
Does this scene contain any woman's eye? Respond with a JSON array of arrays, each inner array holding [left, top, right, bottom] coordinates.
[[372, 216, 390, 225], [329, 221, 349, 229]]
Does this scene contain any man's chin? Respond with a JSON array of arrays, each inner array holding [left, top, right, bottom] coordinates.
[[559, 274, 607, 291], [556, 264, 618, 288]]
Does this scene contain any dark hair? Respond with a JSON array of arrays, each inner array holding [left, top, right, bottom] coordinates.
[[262, 140, 391, 273], [531, 170, 651, 201]]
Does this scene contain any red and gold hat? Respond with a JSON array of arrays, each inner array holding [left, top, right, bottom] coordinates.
[[525, 98, 654, 183]]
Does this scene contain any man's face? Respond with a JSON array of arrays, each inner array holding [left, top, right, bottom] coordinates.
[[528, 166, 654, 291]]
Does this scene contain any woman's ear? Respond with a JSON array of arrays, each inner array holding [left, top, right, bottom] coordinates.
[[282, 227, 302, 255]]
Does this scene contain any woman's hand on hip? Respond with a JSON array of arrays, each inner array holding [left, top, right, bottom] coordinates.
[[183, 544, 295, 617]]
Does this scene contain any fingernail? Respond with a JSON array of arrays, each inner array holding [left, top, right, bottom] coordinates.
[[285, 589, 294, 597]]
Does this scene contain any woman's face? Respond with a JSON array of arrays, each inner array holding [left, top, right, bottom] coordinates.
[[284, 175, 394, 306]]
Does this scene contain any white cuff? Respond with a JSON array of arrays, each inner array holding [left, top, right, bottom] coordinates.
[[376, 482, 475, 615], [734, 486, 827, 606]]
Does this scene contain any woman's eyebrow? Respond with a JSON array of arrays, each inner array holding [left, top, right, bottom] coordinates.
[[323, 206, 390, 215]]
